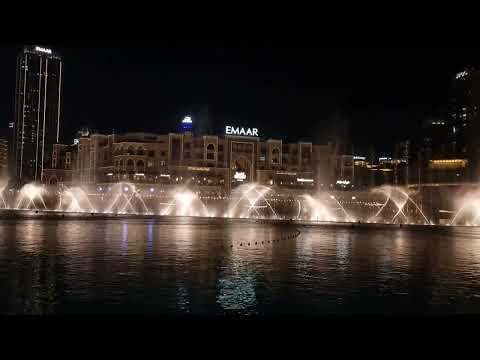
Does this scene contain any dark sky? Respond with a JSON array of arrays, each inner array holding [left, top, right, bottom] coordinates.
[[0, 44, 478, 156]]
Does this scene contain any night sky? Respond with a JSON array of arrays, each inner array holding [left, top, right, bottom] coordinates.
[[1, 44, 479, 156]]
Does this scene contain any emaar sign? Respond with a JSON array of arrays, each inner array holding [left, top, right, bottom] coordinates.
[[225, 126, 259, 137]]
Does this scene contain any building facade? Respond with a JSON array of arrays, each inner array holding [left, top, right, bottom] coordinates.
[[13, 45, 63, 183], [0, 138, 7, 178], [449, 68, 480, 179], [43, 127, 336, 194]]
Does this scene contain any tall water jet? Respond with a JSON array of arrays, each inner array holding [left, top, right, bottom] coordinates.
[[0, 178, 8, 209], [301, 194, 338, 221]]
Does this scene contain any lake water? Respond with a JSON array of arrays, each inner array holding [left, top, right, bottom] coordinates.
[[1, 216, 480, 315]]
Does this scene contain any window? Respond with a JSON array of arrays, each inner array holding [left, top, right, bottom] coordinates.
[[148, 150, 155, 157], [272, 148, 280, 164], [207, 143, 215, 151], [137, 160, 145, 172], [126, 159, 134, 172], [207, 153, 215, 160]]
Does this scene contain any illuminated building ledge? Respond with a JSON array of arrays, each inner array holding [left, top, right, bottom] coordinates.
[[429, 159, 468, 169]]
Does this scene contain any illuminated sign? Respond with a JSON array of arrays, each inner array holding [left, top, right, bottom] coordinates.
[[226, 126, 259, 137], [73, 139, 79, 145], [336, 180, 351, 185], [187, 166, 210, 172], [8, 122, 14, 128], [277, 171, 297, 176], [181, 116, 193, 131], [234, 171, 247, 181], [353, 156, 366, 160], [35, 46, 52, 55], [297, 178, 314, 183], [456, 71, 468, 79]]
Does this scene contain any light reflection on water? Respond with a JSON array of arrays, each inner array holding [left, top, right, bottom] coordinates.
[[1, 217, 480, 314]]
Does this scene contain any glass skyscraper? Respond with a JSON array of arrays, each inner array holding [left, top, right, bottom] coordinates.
[[14, 45, 63, 182]]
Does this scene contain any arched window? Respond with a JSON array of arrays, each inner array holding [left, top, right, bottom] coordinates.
[[127, 146, 135, 155], [207, 143, 215, 151], [126, 159, 135, 173], [272, 148, 280, 164], [137, 147, 145, 156], [137, 160, 145, 173], [119, 159, 124, 169]]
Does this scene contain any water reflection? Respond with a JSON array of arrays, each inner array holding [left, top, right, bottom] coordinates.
[[1, 218, 480, 314], [122, 221, 128, 252], [217, 253, 257, 314]]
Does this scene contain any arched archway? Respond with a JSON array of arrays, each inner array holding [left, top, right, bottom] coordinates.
[[272, 148, 280, 164], [126, 159, 135, 173], [136, 160, 145, 173]]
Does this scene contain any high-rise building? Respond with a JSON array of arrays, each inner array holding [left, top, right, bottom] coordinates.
[[14, 45, 63, 183], [449, 67, 480, 179], [0, 138, 7, 178]]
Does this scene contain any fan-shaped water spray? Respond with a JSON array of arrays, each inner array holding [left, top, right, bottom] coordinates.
[[104, 182, 151, 214], [369, 185, 431, 224], [15, 184, 47, 210], [58, 186, 97, 213], [159, 189, 210, 217], [226, 183, 278, 219], [449, 189, 480, 226]]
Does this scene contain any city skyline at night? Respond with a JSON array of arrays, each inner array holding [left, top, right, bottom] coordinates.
[[1, 45, 480, 158]]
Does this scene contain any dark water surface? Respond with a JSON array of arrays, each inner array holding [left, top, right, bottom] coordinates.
[[1, 217, 480, 315]]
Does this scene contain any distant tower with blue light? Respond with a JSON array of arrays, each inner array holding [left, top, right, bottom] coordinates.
[[181, 116, 193, 132]]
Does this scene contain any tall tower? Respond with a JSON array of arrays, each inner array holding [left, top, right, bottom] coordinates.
[[450, 67, 480, 180], [14, 45, 63, 183]]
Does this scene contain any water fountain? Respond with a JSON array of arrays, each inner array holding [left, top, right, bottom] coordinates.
[[0, 179, 448, 227], [0, 179, 8, 209], [159, 188, 210, 217], [449, 189, 480, 226], [15, 183, 48, 210], [300, 194, 340, 222], [57, 186, 97, 213], [104, 182, 151, 215], [226, 183, 278, 219], [368, 185, 431, 225]]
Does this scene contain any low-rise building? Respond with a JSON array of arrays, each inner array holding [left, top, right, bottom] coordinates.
[[42, 126, 337, 194]]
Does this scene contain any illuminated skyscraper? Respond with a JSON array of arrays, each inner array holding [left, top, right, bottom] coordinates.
[[450, 67, 480, 179], [14, 45, 63, 182]]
